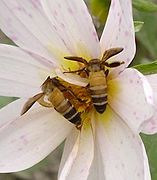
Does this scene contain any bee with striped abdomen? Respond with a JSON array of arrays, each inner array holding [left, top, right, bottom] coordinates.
[[21, 77, 82, 129], [64, 47, 124, 114]]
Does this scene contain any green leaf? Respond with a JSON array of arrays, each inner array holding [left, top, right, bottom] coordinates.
[[134, 11, 157, 58], [133, 0, 157, 12], [0, 30, 14, 45], [141, 133, 157, 180], [89, 0, 110, 24], [0, 96, 16, 108], [134, 21, 144, 32], [133, 61, 157, 75]]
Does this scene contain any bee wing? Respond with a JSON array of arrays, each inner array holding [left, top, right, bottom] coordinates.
[[64, 56, 88, 65], [21, 93, 44, 115], [101, 47, 123, 62]]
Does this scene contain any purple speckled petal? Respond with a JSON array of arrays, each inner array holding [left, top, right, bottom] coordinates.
[[108, 68, 154, 133], [58, 121, 94, 180], [0, 44, 52, 98], [141, 74, 157, 134], [41, 0, 100, 60], [100, 0, 135, 75], [0, 100, 73, 173], [0, 0, 75, 66], [87, 109, 151, 180]]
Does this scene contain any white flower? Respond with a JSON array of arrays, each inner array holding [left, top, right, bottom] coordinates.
[[141, 74, 157, 134], [0, 0, 155, 179]]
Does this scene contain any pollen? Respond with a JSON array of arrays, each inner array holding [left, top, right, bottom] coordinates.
[[57, 77, 93, 113]]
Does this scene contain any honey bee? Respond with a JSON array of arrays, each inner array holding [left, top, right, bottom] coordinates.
[[64, 48, 124, 114], [21, 77, 82, 129]]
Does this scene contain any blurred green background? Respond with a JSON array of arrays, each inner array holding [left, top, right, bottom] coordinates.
[[0, 0, 157, 179]]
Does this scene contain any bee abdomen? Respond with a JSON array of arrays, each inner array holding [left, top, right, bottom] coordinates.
[[90, 85, 108, 114], [55, 99, 81, 125], [92, 94, 107, 113], [64, 106, 81, 124]]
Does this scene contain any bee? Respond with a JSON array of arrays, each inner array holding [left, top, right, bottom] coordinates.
[[21, 77, 82, 129], [64, 47, 124, 114]]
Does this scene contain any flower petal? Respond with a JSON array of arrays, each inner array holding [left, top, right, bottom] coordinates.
[[141, 74, 157, 134], [108, 68, 154, 132], [90, 108, 150, 180], [58, 119, 94, 180], [100, 0, 135, 75], [0, 44, 52, 97], [0, 100, 73, 172], [55, 68, 88, 87], [87, 139, 105, 180], [0, 0, 72, 66], [0, 98, 26, 130], [58, 128, 80, 179], [41, 0, 100, 60]]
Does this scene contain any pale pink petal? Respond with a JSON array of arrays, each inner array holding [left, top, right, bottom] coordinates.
[[0, 99, 26, 130], [0, 0, 72, 66], [141, 112, 157, 135], [41, 0, 100, 60], [87, 140, 105, 180], [108, 68, 154, 132], [55, 68, 88, 87], [58, 119, 94, 180], [0, 101, 73, 172], [58, 128, 80, 179], [100, 0, 135, 75], [0, 44, 52, 97], [91, 108, 149, 180], [141, 74, 157, 134]]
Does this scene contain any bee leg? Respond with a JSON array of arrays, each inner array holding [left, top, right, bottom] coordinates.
[[79, 69, 89, 78], [86, 84, 91, 92], [86, 84, 93, 99], [74, 113, 82, 130], [67, 89, 85, 102], [76, 123, 82, 130], [63, 70, 79, 74], [38, 96, 52, 107], [105, 69, 109, 77], [104, 61, 124, 68], [54, 81, 83, 102]]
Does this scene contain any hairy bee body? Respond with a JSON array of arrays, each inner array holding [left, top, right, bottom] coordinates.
[[48, 87, 81, 126], [21, 77, 82, 129], [64, 47, 124, 114], [89, 71, 107, 113]]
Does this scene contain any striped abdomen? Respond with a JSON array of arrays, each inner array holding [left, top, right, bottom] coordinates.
[[48, 87, 81, 126], [89, 71, 107, 113]]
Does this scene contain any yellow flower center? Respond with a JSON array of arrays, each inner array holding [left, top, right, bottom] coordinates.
[[21, 48, 123, 130]]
